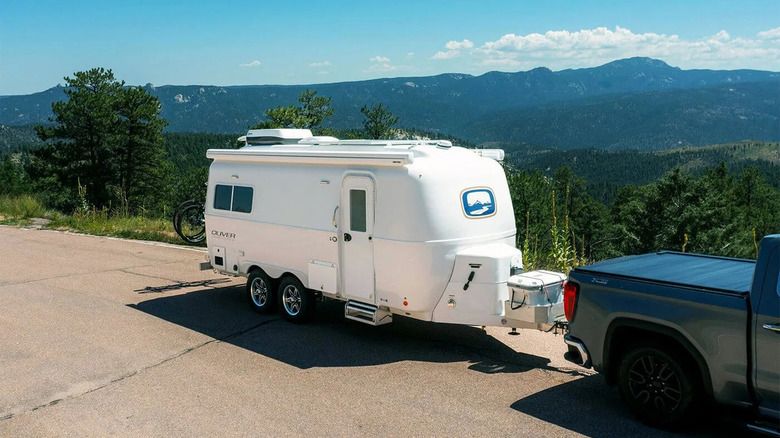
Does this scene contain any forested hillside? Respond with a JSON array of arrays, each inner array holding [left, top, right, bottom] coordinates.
[[508, 164, 778, 270], [5, 129, 778, 205], [469, 81, 779, 149], [504, 141, 780, 202], [0, 125, 41, 153], [2, 57, 777, 149]]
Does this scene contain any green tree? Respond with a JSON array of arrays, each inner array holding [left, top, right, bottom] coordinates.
[[115, 86, 169, 213], [0, 155, 29, 196], [251, 89, 333, 131], [298, 89, 334, 129], [33, 68, 168, 213], [35, 68, 123, 209], [254, 105, 306, 129], [360, 103, 399, 139]]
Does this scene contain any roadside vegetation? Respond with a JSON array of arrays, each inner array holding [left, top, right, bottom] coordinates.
[[0, 194, 59, 224], [0, 193, 183, 244], [509, 164, 779, 271], [0, 67, 778, 269]]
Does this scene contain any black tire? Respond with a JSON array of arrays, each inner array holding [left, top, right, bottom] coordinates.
[[172, 199, 200, 235], [277, 276, 315, 323], [174, 201, 205, 244], [617, 341, 699, 428], [246, 270, 275, 314]]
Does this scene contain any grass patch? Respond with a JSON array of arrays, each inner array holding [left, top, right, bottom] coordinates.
[[0, 194, 58, 220], [0, 195, 202, 246], [52, 210, 198, 245]]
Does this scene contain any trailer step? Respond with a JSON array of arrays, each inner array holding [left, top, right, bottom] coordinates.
[[345, 301, 393, 326]]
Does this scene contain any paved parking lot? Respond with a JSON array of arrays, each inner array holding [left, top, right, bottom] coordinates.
[[0, 226, 750, 437]]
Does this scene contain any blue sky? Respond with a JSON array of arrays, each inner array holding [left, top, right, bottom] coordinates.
[[2, 0, 779, 95]]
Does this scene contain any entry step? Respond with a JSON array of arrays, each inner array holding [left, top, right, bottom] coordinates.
[[345, 301, 393, 326]]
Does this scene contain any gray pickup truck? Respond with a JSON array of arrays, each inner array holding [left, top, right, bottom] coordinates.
[[563, 234, 779, 434]]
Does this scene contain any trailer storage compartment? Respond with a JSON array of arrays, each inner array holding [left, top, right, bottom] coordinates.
[[505, 270, 566, 325]]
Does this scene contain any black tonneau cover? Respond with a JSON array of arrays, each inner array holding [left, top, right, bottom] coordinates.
[[575, 251, 756, 294]]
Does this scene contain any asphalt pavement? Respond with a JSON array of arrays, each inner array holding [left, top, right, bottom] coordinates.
[[0, 226, 752, 437]]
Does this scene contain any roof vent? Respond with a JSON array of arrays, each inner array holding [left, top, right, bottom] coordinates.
[[245, 128, 314, 145], [475, 149, 505, 161], [298, 136, 340, 145]]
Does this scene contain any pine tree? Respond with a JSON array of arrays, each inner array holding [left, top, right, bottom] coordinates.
[[251, 89, 334, 131], [32, 68, 168, 213], [361, 103, 400, 139]]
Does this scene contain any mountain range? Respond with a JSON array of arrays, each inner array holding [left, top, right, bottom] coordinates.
[[1, 57, 778, 150]]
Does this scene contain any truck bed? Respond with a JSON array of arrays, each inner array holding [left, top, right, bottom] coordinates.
[[574, 251, 755, 295]]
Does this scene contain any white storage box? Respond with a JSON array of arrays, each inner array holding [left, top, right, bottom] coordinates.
[[504, 270, 566, 324]]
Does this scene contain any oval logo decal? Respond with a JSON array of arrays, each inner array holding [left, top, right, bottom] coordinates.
[[461, 188, 496, 218]]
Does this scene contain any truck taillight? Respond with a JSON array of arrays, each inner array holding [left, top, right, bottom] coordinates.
[[563, 281, 579, 321]]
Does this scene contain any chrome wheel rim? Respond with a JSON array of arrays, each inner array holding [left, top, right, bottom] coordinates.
[[250, 277, 268, 307], [627, 354, 682, 414], [282, 285, 302, 315]]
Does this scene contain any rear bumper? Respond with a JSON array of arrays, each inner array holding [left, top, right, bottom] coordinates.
[[564, 333, 591, 369]]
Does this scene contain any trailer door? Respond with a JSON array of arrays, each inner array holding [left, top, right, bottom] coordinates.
[[340, 175, 375, 303]]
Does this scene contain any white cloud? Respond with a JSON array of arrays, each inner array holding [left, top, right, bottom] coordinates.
[[432, 50, 459, 60], [479, 27, 669, 53], [366, 63, 398, 72], [310, 61, 331, 67], [406, 52, 415, 59], [758, 27, 780, 40], [468, 26, 780, 70], [239, 60, 262, 67], [711, 30, 730, 41], [432, 39, 474, 60], [366, 55, 408, 73], [445, 39, 473, 50]]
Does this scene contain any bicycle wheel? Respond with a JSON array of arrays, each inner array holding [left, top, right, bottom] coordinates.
[[173, 199, 200, 236], [174, 201, 205, 243]]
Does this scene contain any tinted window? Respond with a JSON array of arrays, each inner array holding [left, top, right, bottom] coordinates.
[[350, 189, 366, 232], [214, 184, 232, 211], [232, 186, 253, 213]]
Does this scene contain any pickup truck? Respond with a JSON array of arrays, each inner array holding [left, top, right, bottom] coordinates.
[[563, 234, 779, 435]]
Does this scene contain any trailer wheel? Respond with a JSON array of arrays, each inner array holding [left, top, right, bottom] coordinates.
[[618, 341, 698, 428], [277, 277, 314, 323], [247, 270, 275, 314]]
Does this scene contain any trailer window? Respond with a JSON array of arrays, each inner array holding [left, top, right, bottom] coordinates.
[[214, 184, 253, 213], [232, 186, 253, 213], [214, 185, 232, 211], [350, 189, 366, 232]]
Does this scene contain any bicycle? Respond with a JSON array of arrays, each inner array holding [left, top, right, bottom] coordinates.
[[173, 199, 206, 244]]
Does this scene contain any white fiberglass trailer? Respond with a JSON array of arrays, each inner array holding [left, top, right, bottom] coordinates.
[[203, 129, 564, 330]]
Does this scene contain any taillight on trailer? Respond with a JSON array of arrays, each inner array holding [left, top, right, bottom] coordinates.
[[563, 281, 579, 321]]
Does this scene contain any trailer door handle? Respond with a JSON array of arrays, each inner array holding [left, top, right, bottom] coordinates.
[[762, 323, 780, 333], [344, 233, 352, 242]]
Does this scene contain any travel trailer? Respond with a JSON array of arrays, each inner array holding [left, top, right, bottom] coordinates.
[[202, 129, 565, 330]]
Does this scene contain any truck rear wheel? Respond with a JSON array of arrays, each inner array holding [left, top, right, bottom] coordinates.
[[277, 276, 315, 323], [247, 270, 275, 314], [617, 341, 698, 428]]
